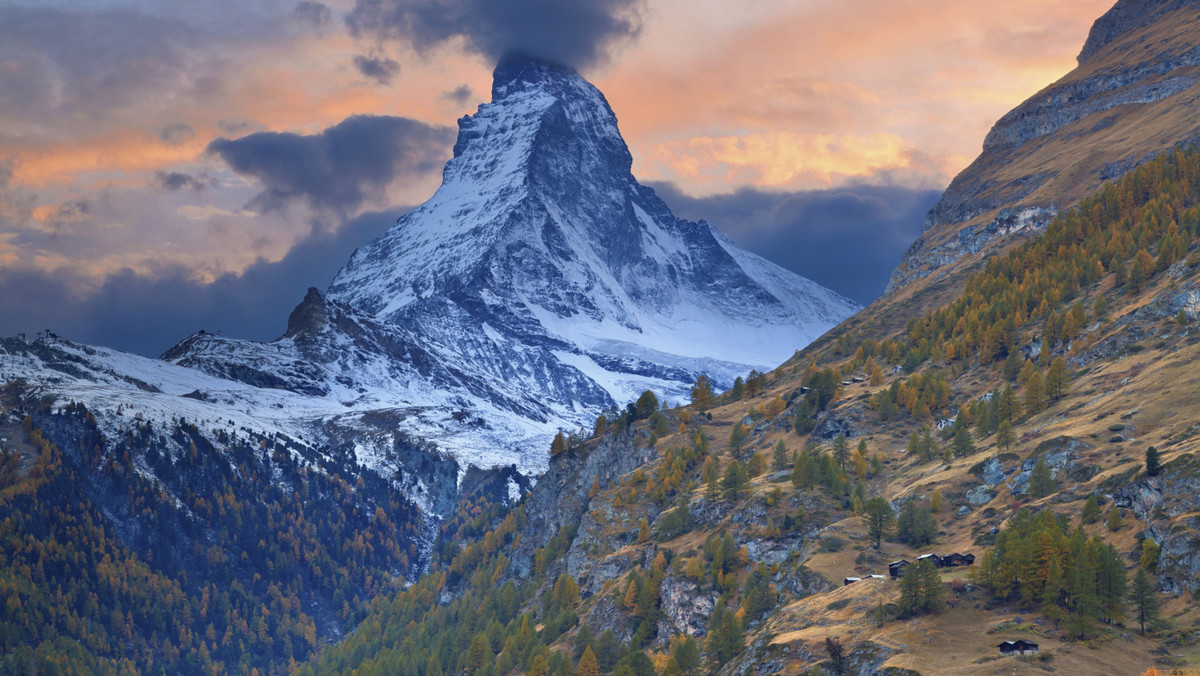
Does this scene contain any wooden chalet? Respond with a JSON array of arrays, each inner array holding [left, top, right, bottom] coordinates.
[[917, 553, 943, 568], [843, 577, 862, 586], [888, 559, 910, 579], [942, 552, 976, 567], [998, 640, 1039, 656]]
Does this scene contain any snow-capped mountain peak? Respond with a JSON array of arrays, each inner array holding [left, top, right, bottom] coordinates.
[[322, 55, 860, 455]]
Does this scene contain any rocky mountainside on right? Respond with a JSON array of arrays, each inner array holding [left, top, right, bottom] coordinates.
[[886, 0, 1200, 301], [291, 2, 1200, 676]]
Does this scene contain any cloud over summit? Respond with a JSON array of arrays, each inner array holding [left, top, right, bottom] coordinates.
[[345, 0, 644, 70]]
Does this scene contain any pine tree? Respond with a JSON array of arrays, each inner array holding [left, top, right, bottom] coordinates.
[[671, 635, 701, 676], [996, 420, 1013, 451], [690, 375, 714, 411], [1106, 506, 1123, 531], [1129, 567, 1160, 635], [728, 423, 747, 451], [896, 500, 937, 547], [721, 460, 748, 501], [1046, 357, 1067, 400], [635, 390, 659, 419], [862, 497, 894, 550], [1028, 458, 1055, 499], [953, 425, 975, 458], [832, 435, 850, 473], [772, 440, 789, 472], [1145, 445, 1161, 477], [898, 560, 944, 618], [1081, 495, 1101, 524], [1024, 371, 1045, 415]]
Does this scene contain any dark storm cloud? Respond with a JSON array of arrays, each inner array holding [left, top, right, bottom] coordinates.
[[352, 54, 401, 84], [0, 209, 406, 356], [207, 115, 453, 214], [441, 84, 473, 106], [649, 183, 941, 305], [345, 0, 644, 70], [291, 1, 333, 29]]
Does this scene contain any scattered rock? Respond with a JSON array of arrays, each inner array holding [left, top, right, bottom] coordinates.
[[966, 485, 994, 506]]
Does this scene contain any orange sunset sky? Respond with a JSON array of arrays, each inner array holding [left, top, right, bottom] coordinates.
[[0, 0, 1116, 350]]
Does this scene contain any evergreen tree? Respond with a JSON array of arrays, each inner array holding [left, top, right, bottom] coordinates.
[[896, 500, 938, 547], [728, 423, 747, 451], [721, 460, 748, 501], [1024, 371, 1046, 415], [671, 636, 700, 676], [1046, 357, 1068, 400], [898, 560, 944, 618], [953, 425, 975, 458], [1106, 506, 1123, 531], [772, 440, 789, 472], [1028, 459, 1055, 499], [635, 390, 659, 419], [1080, 495, 1102, 524], [729, 376, 745, 400], [1128, 567, 1160, 635], [793, 397, 816, 434], [862, 497, 894, 550], [1145, 445, 1161, 477], [920, 426, 937, 461], [996, 419, 1014, 451], [832, 434, 850, 473]]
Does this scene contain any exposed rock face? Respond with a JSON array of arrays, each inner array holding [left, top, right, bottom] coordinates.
[[509, 427, 656, 577], [887, 0, 1200, 294], [656, 574, 717, 638]]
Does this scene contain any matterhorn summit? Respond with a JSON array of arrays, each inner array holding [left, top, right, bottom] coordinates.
[[325, 54, 860, 463]]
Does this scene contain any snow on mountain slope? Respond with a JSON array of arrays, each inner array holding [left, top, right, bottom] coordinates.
[[323, 55, 861, 456], [6, 54, 857, 482]]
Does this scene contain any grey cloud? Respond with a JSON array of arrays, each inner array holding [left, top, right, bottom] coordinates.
[[649, 183, 941, 305], [156, 171, 206, 192], [0, 7, 198, 124], [159, 123, 196, 146], [352, 53, 401, 84], [207, 114, 453, 215], [291, 1, 333, 29], [441, 84, 473, 106], [217, 118, 266, 135], [345, 0, 644, 71], [0, 209, 405, 356]]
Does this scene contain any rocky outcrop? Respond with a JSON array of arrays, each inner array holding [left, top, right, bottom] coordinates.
[[509, 427, 656, 578], [656, 574, 718, 638], [1075, 273, 1200, 366]]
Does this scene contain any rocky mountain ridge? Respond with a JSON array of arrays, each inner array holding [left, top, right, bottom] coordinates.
[[887, 0, 1200, 295]]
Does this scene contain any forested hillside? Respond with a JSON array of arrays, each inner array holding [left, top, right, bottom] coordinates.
[[0, 392, 427, 675]]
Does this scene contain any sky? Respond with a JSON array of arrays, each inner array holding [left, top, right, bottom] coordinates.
[[0, 0, 1115, 354]]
